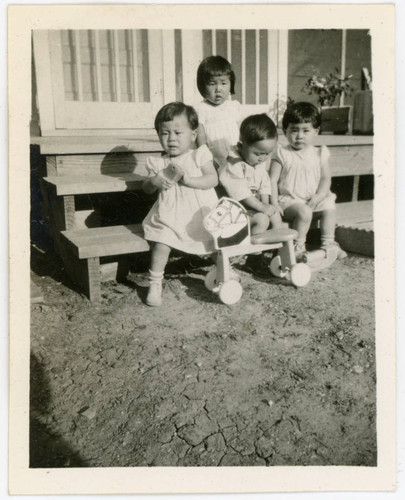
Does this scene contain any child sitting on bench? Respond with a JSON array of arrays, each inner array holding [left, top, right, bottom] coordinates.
[[218, 113, 282, 273], [142, 102, 219, 307], [269, 102, 345, 259]]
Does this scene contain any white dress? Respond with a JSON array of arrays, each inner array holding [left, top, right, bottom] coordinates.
[[219, 146, 272, 202], [196, 99, 242, 158], [142, 145, 218, 254], [272, 144, 336, 212]]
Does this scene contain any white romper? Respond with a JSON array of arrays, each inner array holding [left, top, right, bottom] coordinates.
[[142, 145, 219, 254], [272, 144, 336, 212], [196, 99, 242, 158]]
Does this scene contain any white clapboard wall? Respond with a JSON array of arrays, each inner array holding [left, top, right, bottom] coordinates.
[[33, 29, 288, 135]]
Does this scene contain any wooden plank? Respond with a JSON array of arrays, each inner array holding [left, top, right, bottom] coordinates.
[[278, 134, 373, 147], [328, 145, 373, 177], [352, 175, 360, 201], [45, 156, 57, 176], [51, 152, 158, 177], [32, 31, 56, 134], [32, 133, 373, 155], [44, 173, 146, 195], [181, 30, 203, 106], [162, 31, 176, 103], [86, 257, 101, 302], [335, 200, 373, 230], [33, 134, 162, 154], [61, 224, 150, 259], [63, 195, 76, 230]]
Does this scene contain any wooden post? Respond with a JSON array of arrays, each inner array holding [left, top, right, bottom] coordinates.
[[86, 257, 101, 302]]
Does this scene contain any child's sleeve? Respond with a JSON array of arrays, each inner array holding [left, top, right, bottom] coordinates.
[[195, 144, 214, 167], [271, 143, 284, 166], [219, 162, 251, 201], [145, 156, 161, 176], [196, 101, 207, 127]]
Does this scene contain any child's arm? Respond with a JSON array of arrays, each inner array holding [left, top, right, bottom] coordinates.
[[241, 195, 276, 218], [269, 160, 284, 215], [181, 161, 218, 190], [307, 154, 331, 209], [196, 124, 207, 148]]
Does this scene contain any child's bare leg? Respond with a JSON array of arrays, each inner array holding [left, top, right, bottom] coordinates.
[[269, 211, 283, 229], [283, 203, 313, 247], [150, 242, 171, 273], [250, 213, 270, 235], [147, 242, 171, 306], [319, 209, 336, 246], [318, 209, 346, 258]]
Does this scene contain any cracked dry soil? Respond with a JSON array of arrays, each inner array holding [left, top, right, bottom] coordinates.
[[30, 250, 376, 468]]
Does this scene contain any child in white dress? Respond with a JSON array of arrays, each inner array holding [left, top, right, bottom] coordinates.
[[219, 113, 282, 235], [196, 56, 242, 162], [142, 102, 219, 306], [270, 102, 344, 258]]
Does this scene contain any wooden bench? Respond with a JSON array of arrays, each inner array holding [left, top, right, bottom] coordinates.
[[35, 137, 374, 301], [61, 224, 150, 302]]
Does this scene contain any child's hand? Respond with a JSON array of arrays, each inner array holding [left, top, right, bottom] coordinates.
[[307, 194, 321, 210], [153, 171, 174, 191], [262, 204, 277, 217], [273, 204, 284, 216]]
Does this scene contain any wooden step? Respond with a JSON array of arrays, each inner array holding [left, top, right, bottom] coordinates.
[[335, 200, 373, 230], [61, 223, 150, 259], [44, 172, 146, 195]]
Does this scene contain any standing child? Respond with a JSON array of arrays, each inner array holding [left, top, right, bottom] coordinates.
[[142, 102, 219, 307], [219, 113, 283, 234], [196, 55, 242, 162], [270, 102, 345, 258]]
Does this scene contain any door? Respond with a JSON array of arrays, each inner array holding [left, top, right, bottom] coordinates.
[[33, 29, 166, 133]]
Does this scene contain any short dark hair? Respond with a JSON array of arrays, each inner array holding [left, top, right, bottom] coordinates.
[[239, 114, 278, 145], [197, 55, 236, 97], [282, 101, 321, 130], [154, 102, 199, 133]]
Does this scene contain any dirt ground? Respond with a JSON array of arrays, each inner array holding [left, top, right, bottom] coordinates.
[[30, 244, 376, 468]]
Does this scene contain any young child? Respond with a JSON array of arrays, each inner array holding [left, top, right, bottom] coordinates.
[[270, 102, 344, 258], [219, 113, 283, 235], [142, 102, 219, 307], [196, 55, 242, 162]]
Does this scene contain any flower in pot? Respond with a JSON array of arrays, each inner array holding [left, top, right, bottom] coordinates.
[[302, 69, 355, 134]]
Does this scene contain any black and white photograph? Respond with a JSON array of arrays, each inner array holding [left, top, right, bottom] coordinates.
[[8, 2, 397, 496]]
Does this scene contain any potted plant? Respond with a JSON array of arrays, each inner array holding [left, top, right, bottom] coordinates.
[[302, 69, 355, 134]]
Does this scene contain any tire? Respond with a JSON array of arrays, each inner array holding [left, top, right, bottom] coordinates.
[[290, 263, 311, 287], [218, 280, 243, 305]]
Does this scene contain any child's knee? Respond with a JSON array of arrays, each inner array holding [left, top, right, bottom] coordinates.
[[251, 213, 269, 233], [297, 204, 313, 222], [270, 212, 283, 228]]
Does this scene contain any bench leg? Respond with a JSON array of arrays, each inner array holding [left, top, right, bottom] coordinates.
[[86, 257, 101, 303], [116, 257, 130, 282]]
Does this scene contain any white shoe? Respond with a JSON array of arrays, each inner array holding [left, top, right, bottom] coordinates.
[[321, 241, 347, 259], [146, 281, 162, 307]]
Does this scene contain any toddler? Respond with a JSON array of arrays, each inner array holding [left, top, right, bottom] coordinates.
[[270, 102, 344, 257], [219, 113, 282, 235], [142, 102, 219, 306], [196, 55, 242, 162]]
